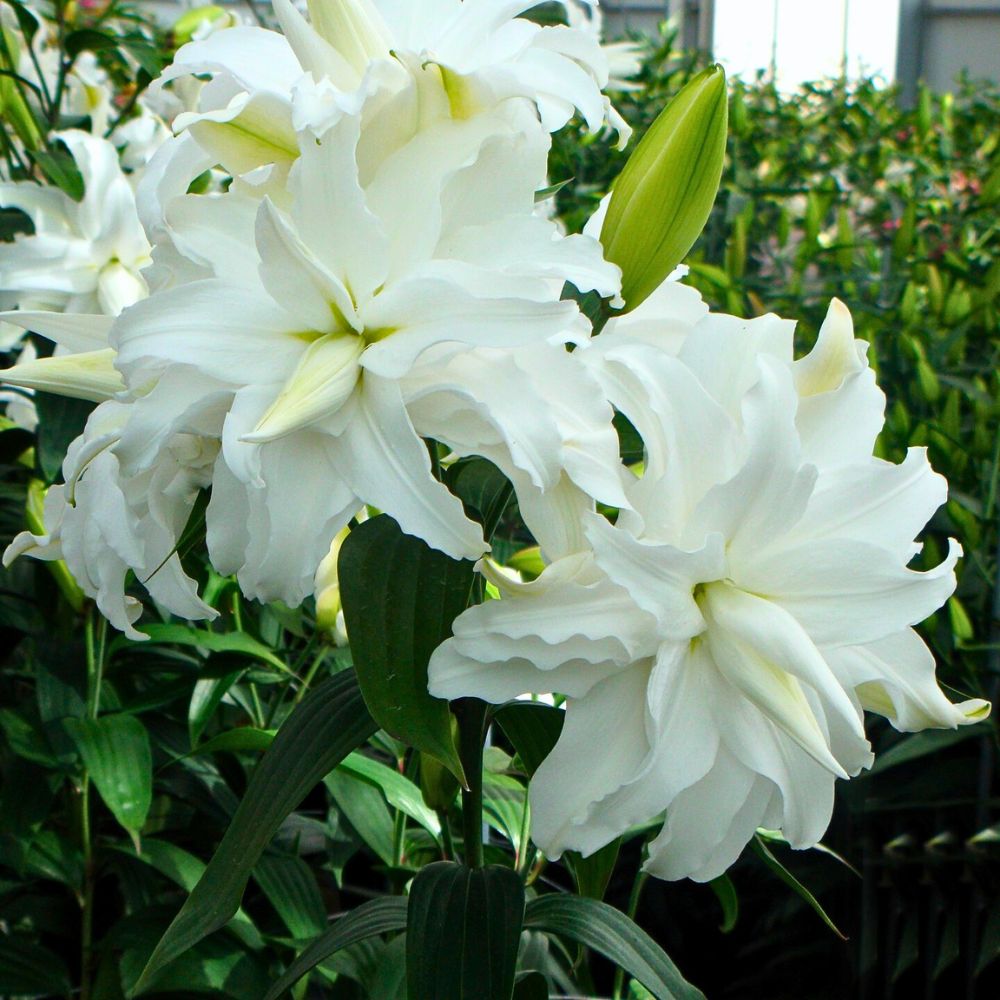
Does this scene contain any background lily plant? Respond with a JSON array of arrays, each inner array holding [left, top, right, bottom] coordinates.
[[0, 3, 996, 1000]]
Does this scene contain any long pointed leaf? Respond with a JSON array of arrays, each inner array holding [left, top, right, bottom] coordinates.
[[523, 895, 705, 1000], [132, 670, 375, 994], [263, 896, 409, 1000]]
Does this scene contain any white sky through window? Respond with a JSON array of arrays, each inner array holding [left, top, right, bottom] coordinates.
[[713, 0, 901, 88]]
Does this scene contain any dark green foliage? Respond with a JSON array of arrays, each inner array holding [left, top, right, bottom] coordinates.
[[407, 862, 524, 1000]]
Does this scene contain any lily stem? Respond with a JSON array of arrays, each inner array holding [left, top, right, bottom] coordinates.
[[456, 698, 488, 869], [612, 866, 650, 999], [80, 608, 106, 1000]]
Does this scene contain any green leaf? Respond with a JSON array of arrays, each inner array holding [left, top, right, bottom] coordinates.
[[132, 670, 376, 994], [444, 457, 514, 541], [129, 624, 291, 673], [188, 671, 245, 745], [868, 723, 988, 774], [708, 875, 738, 933], [567, 837, 621, 901], [494, 702, 564, 777], [34, 392, 93, 482], [338, 751, 441, 837], [262, 897, 409, 1000], [30, 147, 85, 200], [482, 771, 528, 851], [750, 835, 847, 940], [187, 727, 276, 757], [0, 938, 71, 996], [63, 713, 152, 840], [122, 839, 262, 949], [339, 515, 472, 782], [254, 852, 326, 940], [64, 28, 118, 57], [523, 895, 705, 1000], [407, 862, 524, 1000], [326, 767, 396, 865]]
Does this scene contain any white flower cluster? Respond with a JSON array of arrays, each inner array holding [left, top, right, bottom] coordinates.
[[0, 0, 986, 881]]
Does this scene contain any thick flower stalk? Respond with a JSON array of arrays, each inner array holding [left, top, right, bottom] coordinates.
[[429, 292, 988, 882]]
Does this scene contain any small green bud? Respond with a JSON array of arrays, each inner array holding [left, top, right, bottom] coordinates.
[[601, 64, 728, 312]]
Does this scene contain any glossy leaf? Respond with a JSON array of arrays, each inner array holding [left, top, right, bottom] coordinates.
[[64, 713, 152, 840], [339, 515, 472, 783], [132, 670, 376, 993], [494, 702, 564, 777], [326, 767, 396, 865], [524, 895, 705, 1000], [407, 862, 525, 1000], [263, 896, 409, 1000], [254, 852, 326, 940], [339, 750, 441, 838]]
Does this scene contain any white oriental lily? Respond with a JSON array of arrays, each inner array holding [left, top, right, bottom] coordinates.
[[107, 105, 620, 607], [138, 0, 627, 228], [3, 400, 218, 639], [429, 294, 989, 883], [0, 131, 150, 316]]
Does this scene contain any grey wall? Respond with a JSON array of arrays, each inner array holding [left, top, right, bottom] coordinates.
[[602, 1, 673, 38], [923, 0, 1000, 87]]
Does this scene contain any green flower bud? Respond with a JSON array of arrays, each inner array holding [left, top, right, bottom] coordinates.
[[601, 65, 728, 312]]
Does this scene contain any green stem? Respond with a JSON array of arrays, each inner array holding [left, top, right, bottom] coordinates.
[[456, 699, 488, 869], [612, 868, 650, 999], [293, 647, 327, 706], [80, 608, 106, 1000]]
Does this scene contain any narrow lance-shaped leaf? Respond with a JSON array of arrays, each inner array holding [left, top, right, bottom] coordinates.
[[132, 670, 376, 994], [63, 713, 152, 844], [750, 835, 847, 940], [262, 897, 409, 1000], [601, 64, 728, 311], [407, 861, 525, 1000], [523, 895, 706, 1000]]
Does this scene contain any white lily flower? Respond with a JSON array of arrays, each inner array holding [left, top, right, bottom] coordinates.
[[428, 295, 989, 883], [107, 103, 619, 606], [3, 400, 218, 639], [0, 132, 150, 315], [138, 0, 627, 226]]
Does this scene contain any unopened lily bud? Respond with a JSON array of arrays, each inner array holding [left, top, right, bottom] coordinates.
[[419, 748, 460, 813], [600, 64, 728, 311]]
